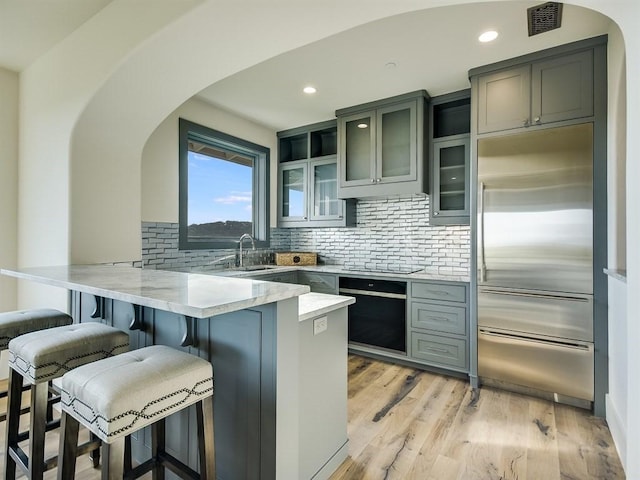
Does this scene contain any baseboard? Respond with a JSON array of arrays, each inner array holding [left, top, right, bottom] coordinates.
[[311, 440, 349, 480], [606, 394, 627, 473]]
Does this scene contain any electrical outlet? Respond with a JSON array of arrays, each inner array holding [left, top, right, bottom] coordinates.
[[313, 316, 328, 335]]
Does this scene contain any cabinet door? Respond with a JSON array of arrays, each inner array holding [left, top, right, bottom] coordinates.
[[431, 136, 470, 224], [339, 110, 376, 187], [279, 162, 307, 224], [532, 50, 593, 125], [376, 100, 417, 183], [477, 65, 530, 134], [309, 158, 343, 222]]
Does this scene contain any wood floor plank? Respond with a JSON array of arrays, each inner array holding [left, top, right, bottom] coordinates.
[[1, 355, 625, 480]]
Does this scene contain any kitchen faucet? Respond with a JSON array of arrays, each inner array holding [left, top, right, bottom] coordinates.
[[238, 233, 256, 267]]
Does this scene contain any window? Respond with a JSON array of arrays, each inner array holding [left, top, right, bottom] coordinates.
[[179, 119, 270, 249]]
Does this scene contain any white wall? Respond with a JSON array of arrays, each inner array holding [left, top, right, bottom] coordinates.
[[605, 21, 629, 469], [0, 66, 18, 312], [141, 97, 278, 226]]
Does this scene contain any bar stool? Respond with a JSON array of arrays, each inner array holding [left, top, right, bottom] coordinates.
[[0, 309, 73, 421], [4, 322, 130, 480], [57, 345, 215, 479]]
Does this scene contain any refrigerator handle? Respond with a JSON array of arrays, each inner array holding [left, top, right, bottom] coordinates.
[[479, 181, 486, 283]]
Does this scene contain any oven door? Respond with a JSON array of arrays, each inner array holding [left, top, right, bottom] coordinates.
[[339, 277, 407, 354]]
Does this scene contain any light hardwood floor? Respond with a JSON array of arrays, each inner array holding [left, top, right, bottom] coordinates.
[[329, 355, 625, 480], [1, 355, 626, 479]]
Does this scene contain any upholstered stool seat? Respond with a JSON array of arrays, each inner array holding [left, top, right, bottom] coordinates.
[[0, 308, 73, 351], [0, 309, 73, 420], [58, 345, 216, 479], [4, 322, 130, 480]]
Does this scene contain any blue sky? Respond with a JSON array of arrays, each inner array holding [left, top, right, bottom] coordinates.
[[188, 151, 252, 225]]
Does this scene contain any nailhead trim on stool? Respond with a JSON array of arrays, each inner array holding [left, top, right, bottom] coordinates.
[[58, 345, 215, 479], [0, 309, 73, 420], [8, 322, 130, 384], [4, 322, 130, 480]]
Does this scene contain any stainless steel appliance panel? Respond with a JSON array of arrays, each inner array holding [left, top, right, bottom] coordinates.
[[477, 123, 593, 294], [478, 328, 594, 401], [478, 286, 593, 342]]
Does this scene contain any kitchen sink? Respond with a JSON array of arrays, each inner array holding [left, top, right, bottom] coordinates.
[[230, 265, 280, 272]]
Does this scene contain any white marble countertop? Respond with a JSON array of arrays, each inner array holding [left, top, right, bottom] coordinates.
[[1, 265, 310, 318], [207, 264, 470, 283], [298, 292, 355, 322]]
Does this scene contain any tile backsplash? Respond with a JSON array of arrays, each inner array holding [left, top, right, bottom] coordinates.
[[142, 195, 470, 275]]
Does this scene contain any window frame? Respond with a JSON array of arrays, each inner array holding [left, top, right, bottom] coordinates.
[[178, 118, 270, 250]]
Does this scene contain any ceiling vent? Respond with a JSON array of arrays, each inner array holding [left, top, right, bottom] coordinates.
[[527, 2, 563, 36]]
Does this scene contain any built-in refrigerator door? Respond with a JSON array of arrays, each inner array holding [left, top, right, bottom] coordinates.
[[478, 286, 593, 342], [477, 123, 593, 294]]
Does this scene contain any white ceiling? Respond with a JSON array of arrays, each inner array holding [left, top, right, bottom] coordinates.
[[0, 1, 611, 132], [197, 2, 611, 131]]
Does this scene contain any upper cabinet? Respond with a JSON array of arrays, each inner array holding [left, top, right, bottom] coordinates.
[[475, 49, 594, 134], [430, 90, 471, 225], [277, 120, 356, 228], [336, 90, 429, 198]]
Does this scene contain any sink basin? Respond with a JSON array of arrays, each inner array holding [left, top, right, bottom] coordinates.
[[231, 265, 279, 272]]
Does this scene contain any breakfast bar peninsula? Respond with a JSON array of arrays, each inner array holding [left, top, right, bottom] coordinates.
[[1, 264, 353, 480]]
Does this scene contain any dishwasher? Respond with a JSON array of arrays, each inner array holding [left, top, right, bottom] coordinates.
[[339, 277, 407, 354]]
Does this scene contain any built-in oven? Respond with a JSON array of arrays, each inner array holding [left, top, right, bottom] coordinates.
[[339, 277, 407, 354]]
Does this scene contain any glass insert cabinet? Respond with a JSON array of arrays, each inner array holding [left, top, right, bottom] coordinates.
[[277, 121, 355, 228], [429, 90, 471, 225], [336, 90, 428, 198]]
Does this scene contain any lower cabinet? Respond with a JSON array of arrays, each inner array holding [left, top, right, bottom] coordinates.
[[297, 271, 338, 294], [407, 280, 469, 373], [250, 271, 298, 284]]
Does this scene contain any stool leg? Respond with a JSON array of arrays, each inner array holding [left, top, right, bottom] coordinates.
[[102, 438, 125, 480], [90, 432, 101, 468], [196, 398, 216, 480], [4, 368, 23, 480], [29, 381, 49, 480], [151, 418, 166, 480], [57, 411, 80, 480]]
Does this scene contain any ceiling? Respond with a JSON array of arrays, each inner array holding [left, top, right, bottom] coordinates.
[[197, 2, 611, 131], [0, 0, 113, 72], [0, 1, 611, 131]]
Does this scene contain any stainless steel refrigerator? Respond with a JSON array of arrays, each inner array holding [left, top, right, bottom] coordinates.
[[477, 123, 595, 404]]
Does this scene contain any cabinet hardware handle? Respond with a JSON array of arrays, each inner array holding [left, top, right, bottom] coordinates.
[[523, 119, 530, 127], [370, 178, 375, 183], [376, 178, 381, 183], [434, 212, 439, 216], [534, 116, 541, 124]]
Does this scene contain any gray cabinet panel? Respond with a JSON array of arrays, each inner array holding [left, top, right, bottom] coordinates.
[[411, 331, 467, 369], [477, 65, 530, 134], [411, 282, 467, 303], [476, 49, 594, 134], [297, 271, 337, 294], [411, 301, 467, 336], [532, 50, 593, 125], [431, 136, 470, 225], [337, 90, 428, 198]]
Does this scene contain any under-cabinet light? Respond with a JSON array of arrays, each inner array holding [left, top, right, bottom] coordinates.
[[357, 123, 368, 129]]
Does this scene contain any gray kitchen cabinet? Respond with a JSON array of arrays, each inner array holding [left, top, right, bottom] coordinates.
[[408, 280, 469, 373], [297, 271, 338, 294], [251, 271, 298, 284], [430, 90, 470, 225], [278, 121, 355, 227], [476, 49, 594, 134], [336, 90, 429, 198]]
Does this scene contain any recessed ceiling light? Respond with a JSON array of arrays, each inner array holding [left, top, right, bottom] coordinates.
[[303, 86, 317, 94], [479, 30, 499, 43], [357, 123, 368, 129]]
